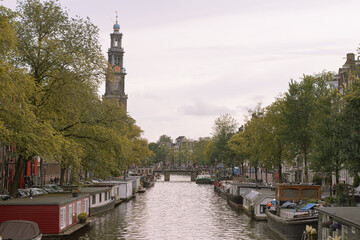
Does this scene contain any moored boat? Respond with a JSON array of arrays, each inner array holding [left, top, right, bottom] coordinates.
[[265, 184, 321, 240], [242, 188, 275, 220], [0, 220, 42, 240], [195, 173, 213, 184]]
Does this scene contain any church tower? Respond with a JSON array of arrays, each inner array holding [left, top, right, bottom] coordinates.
[[104, 13, 128, 111]]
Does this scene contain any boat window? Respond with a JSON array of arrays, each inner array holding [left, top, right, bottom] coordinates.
[[260, 205, 266, 213], [282, 188, 299, 199], [60, 207, 66, 229], [69, 204, 73, 225], [301, 189, 318, 199], [77, 201, 81, 215], [84, 198, 89, 215]]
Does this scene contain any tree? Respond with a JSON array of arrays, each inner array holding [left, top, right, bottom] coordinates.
[[156, 135, 173, 167], [0, 5, 60, 196], [282, 73, 332, 183], [192, 137, 212, 166], [310, 73, 342, 185], [244, 103, 265, 182], [338, 78, 360, 175], [259, 99, 290, 183], [227, 130, 249, 177], [211, 114, 238, 167]]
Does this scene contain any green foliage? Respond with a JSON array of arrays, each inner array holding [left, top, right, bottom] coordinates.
[[312, 174, 323, 186], [211, 114, 238, 166], [353, 174, 360, 187], [324, 196, 336, 204], [77, 212, 87, 220], [338, 79, 360, 175]]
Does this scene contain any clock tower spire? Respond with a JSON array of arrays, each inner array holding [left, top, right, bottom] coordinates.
[[104, 12, 128, 111]]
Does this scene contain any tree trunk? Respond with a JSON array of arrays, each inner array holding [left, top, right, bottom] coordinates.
[[241, 162, 244, 177], [60, 166, 66, 186], [40, 158, 44, 187], [10, 154, 27, 197], [254, 165, 258, 182], [304, 155, 308, 183], [278, 162, 283, 183], [265, 168, 268, 183]]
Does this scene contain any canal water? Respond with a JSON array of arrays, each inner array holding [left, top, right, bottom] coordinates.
[[80, 175, 275, 240]]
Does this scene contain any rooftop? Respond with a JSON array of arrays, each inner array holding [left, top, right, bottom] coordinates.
[[316, 207, 360, 227], [0, 192, 89, 206]]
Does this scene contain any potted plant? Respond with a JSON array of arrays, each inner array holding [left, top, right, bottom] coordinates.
[[72, 188, 80, 197], [78, 212, 87, 224]]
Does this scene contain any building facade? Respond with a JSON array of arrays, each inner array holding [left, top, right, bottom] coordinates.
[[104, 15, 128, 111]]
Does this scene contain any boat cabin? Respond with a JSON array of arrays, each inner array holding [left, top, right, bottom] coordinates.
[[0, 193, 90, 234], [242, 189, 275, 220], [275, 184, 321, 207], [317, 207, 360, 240], [91, 181, 123, 205], [127, 176, 141, 193], [80, 187, 115, 215], [229, 183, 274, 197]]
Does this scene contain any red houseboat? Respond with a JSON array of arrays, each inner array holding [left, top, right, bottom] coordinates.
[[0, 192, 90, 234]]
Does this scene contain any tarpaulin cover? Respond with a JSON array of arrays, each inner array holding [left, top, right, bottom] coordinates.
[[300, 203, 317, 210], [0, 220, 41, 240]]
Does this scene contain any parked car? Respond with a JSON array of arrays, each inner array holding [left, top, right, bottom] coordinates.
[[45, 184, 64, 192], [43, 185, 56, 193], [0, 195, 13, 201], [17, 189, 30, 198], [18, 188, 48, 197]]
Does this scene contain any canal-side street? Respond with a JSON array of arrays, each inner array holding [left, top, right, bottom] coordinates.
[[79, 175, 275, 240]]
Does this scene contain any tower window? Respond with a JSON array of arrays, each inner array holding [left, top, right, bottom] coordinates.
[[114, 38, 118, 47]]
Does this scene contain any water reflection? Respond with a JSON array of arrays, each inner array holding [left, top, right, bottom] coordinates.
[[80, 175, 274, 240]]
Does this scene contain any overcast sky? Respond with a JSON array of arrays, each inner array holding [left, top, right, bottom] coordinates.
[[3, 0, 360, 142]]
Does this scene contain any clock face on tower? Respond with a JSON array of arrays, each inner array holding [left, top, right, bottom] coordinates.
[[114, 66, 120, 72]]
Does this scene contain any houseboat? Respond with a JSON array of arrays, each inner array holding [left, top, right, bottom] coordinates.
[[141, 174, 155, 188], [215, 181, 274, 210], [91, 181, 123, 205], [242, 189, 275, 220], [80, 187, 115, 215], [127, 175, 141, 193], [266, 184, 321, 240], [317, 207, 360, 240], [0, 192, 90, 234]]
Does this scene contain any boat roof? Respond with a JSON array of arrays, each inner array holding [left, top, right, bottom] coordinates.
[[0, 192, 89, 206], [80, 186, 112, 194], [243, 189, 274, 204], [230, 182, 274, 189], [0, 220, 41, 239], [316, 207, 360, 227]]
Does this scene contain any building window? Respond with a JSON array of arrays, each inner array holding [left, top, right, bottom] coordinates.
[[352, 226, 356, 234], [69, 204, 73, 225], [60, 207, 66, 229], [77, 201, 81, 216], [105, 191, 108, 201], [84, 198, 89, 215], [99, 193, 102, 203], [260, 205, 266, 213], [92, 195, 96, 205]]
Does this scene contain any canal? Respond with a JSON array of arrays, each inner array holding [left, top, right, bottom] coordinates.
[[79, 175, 275, 240]]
